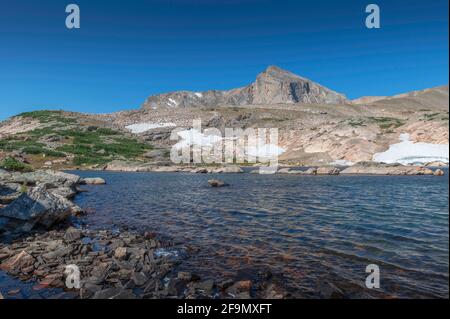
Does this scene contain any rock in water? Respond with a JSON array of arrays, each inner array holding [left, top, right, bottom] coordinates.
[[208, 179, 229, 187], [316, 167, 340, 175], [0, 185, 75, 233], [434, 169, 445, 176], [83, 177, 106, 185], [210, 166, 243, 173]]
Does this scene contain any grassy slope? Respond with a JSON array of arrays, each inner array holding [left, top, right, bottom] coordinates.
[[0, 110, 154, 169]]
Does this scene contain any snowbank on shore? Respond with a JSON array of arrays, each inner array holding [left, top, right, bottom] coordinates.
[[126, 122, 176, 134], [373, 134, 449, 165]]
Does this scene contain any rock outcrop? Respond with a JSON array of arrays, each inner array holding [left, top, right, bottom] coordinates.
[[0, 170, 103, 236], [142, 66, 348, 109], [340, 162, 435, 175]]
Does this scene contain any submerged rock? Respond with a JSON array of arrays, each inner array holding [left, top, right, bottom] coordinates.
[[208, 179, 229, 187]]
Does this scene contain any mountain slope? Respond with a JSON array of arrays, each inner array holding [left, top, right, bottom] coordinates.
[[142, 66, 348, 109]]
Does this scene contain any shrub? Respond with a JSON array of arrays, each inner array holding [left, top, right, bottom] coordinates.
[[0, 157, 33, 172]]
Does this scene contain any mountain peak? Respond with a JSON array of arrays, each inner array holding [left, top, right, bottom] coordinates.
[[142, 66, 349, 109]]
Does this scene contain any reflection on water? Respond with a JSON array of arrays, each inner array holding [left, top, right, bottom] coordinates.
[[72, 170, 449, 298]]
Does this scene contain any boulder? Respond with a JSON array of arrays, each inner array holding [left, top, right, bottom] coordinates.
[[191, 167, 208, 174], [210, 166, 243, 173], [277, 168, 291, 174], [302, 167, 318, 175], [208, 179, 229, 187], [83, 177, 106, 185], [0, 250, 35, 272], [0, 185, 74, 233], [434, 169, 445, 176], [426, 161, 448, 167], [316, 167, 340, 175]]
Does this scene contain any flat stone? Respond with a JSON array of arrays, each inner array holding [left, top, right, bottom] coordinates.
[[64, 227, 81, 242], [132, 271, 148, 286], [114, 247, 129, 260]]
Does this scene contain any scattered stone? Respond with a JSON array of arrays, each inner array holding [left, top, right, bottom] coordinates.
[[132, 271, 148, 286], [114, 247, 129, 260], [177, 271, 192, 281], [64, 227, 81, 242], [7, 288, 21, 295]]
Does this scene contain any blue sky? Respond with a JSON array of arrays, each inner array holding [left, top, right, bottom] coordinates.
[[0, 0, 448, 120]]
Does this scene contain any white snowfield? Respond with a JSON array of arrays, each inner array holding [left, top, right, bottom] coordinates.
[[174, 129, 223, 149], [373, 133, 449, 165], [174, 129, 285, 160], [126, 122, 176, 134]]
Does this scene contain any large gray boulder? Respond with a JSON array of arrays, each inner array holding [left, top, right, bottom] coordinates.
[[0, 185, 76, 233]]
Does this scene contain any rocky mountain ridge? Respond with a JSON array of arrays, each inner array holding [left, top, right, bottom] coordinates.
[[142, 66, 349, 109]]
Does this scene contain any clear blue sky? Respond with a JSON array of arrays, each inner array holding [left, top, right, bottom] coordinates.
[[0, 0, 448, 120]]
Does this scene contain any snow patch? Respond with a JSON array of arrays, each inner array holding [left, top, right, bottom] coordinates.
[[174, 129, 222, 149], [126, 122, 176, 134], [194, 92, 203, 98], [373, 133, 449, 165], [174, 129, 285, 160], [167, 98, 178, 107]]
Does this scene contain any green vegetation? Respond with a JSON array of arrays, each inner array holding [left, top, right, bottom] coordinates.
[[22, 146, 66, 157], [1, 111, 153, 168], [19, 183, 28, 193], [55, 129, 152, 165], [17, 110, 76, 124], [0, 157, 33, 172], [368, 117, 406, 130], [347, 118, 366, 128]]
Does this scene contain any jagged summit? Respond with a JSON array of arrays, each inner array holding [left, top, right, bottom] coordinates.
[[142, 66, 349, 109]]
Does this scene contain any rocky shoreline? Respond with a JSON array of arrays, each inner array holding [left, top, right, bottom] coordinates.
[[85, 160, 448, 176], [0, 227, 287, 299], [0, 169, 286, 299]]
